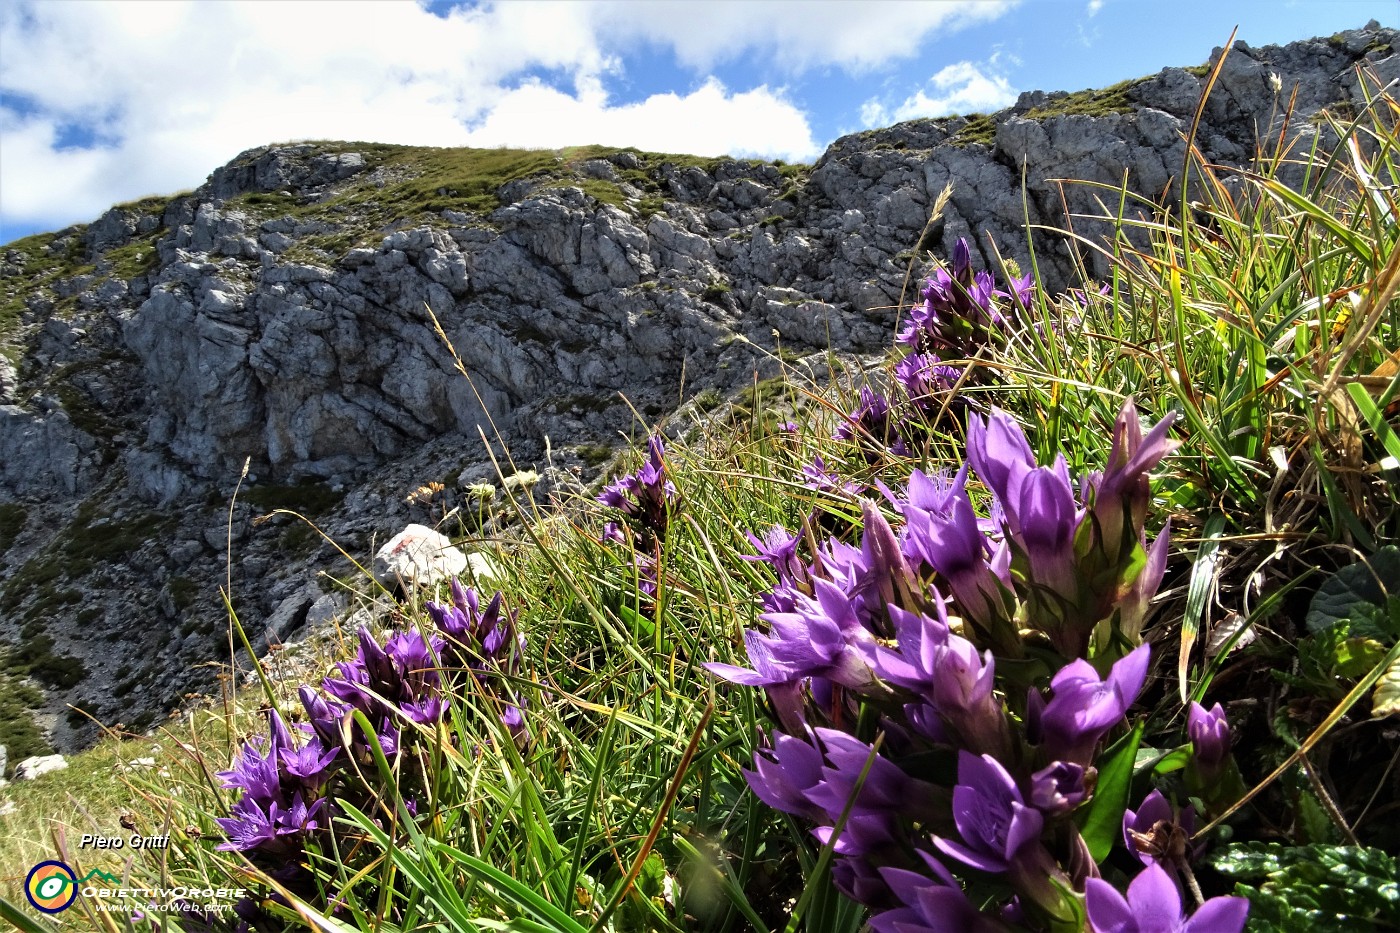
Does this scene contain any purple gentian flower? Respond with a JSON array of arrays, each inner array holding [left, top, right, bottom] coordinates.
[[215, 796, 281, 852], [934, 751, 1044, 874], [802, 455, 861, 496], [279, 736, 339, 789], [743, 525, 806, 584], [217, 742, 281, 801], [863, 602, 950, 695], [706, 578, 879, 693], [901, 489, 1010, 645], [300, 685, 349, 748], [806, 729, 941, 858], [835, 386, 908, 458], [596, 433, 678, 541], [832, 857, 898, 909], [743, 731, 827, 822], [1037, 644, 1151, 766], [270, 792, 325, 836], [897, 465, 969, 519], [895, 352, 960, 412], [1085, 863, 1248, 933], [871, 852, 1004, 933], [1003, 272, 1035, 310]]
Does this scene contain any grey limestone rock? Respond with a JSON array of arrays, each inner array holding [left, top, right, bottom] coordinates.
[[0, 405, 99, 498]]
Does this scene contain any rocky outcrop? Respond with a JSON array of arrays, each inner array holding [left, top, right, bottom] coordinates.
[[0, 23, 1393, 751]]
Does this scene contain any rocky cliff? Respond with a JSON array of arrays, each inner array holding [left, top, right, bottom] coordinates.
[[0, 23, 1395, 755]]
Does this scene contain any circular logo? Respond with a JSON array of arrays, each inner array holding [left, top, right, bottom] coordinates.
[[25, 860, 77, 914]]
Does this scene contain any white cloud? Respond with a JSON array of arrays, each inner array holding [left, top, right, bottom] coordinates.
[[1087, 0, 1106, 14], [583, 0, 1018, 74], [860, 61, 1018, 127], [0, 0, 1018, 240], [462, 77, 817, 161]]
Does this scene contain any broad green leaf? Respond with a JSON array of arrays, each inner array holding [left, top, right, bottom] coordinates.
[[1208, 842, 1400, 931], [1076, 722, 1144, 862], [1305, 545, 1400, 634]]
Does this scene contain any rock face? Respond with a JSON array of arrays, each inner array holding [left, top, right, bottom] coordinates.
[[0, 23, 1394, 751]]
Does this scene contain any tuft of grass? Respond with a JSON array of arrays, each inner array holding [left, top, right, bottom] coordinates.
[[1024, 76, 1146, 119], [950, 113, 997, 147], [240, 479, 343, 516], [0, 502, 26, 555]]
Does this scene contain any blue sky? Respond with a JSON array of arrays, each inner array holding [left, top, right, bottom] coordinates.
[[1, 0, 1393, 245]]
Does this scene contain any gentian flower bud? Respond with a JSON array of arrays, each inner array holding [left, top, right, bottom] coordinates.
[[966, 409, 1036, 518], [1087, 400, 1179, 569], [1187, 702, 1230, 769], [1184, 700, 1245, 812], [1030, 761, 1087, 815]]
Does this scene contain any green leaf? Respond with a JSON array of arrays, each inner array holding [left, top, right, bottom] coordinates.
[[1333, 636, 1390, 679], [1180, 513, 1227, 700], [1305, 545, 1400, 634], [1133, 745, 1190, 776], [1207, 842, 1400, 931], [0, 894, 51, 933], [1346, 381, 1400, 464], [1076, 722, 1144, 862]]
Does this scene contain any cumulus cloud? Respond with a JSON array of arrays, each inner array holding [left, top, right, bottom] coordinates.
[[0, 0, 1018, 240], [462, 77, 817, 160], [860, 61, 1019, 127], [583, 0, 1018, 74]]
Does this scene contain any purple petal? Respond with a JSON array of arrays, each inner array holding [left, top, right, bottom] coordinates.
[[1125, 863, 1186, 931], [1084, 878, 1135, 933], [1182, 896, 1249, 933]]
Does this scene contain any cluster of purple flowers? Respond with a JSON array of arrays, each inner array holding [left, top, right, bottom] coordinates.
[[834, 239, 1035, 462], [216, 708, 336, 857], [896, 238, 1033, 358], [710, 398, 1249, 931], [599, 435, 677, 543], [215, 581, 525, 920], [598, 434, 681, 597]]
